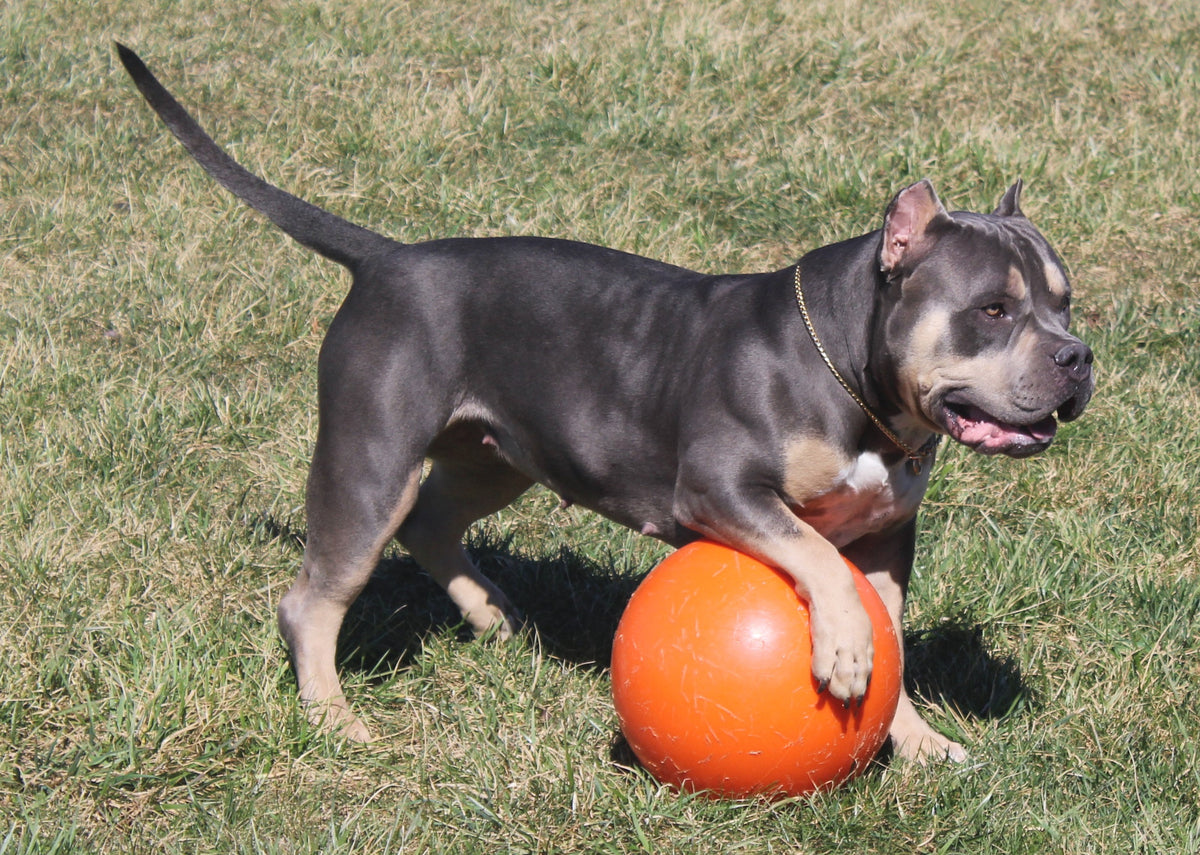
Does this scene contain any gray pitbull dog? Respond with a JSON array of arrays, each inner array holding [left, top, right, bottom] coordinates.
[[119, 45, 1093, 762]]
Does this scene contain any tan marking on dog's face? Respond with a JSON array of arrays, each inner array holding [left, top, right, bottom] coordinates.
[[1044, 261, 1069, 299], [782, 435, 851, 505], [907, 308, 950, 362], [952, 327, 1040, 390], [1007, 266, 1028, 302], [894, 309, 952, 431]]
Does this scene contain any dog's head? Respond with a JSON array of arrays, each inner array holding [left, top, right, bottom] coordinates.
[[877, 179, 1094, 457]]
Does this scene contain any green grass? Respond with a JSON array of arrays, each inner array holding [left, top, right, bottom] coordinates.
[[3, 0, 1200, 851]]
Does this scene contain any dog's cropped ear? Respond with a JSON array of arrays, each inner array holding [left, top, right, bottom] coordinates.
[[993, 179, 1025, 217], [880, 179, 953, 275]]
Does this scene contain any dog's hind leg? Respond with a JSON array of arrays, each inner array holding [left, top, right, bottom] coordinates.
[[278, 438, 424, 742], [397, 451, 533, 639]]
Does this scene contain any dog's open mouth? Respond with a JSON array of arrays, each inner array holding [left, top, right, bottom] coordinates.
[[942, 401, 1058, 457]]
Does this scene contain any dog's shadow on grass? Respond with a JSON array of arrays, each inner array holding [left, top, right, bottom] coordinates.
[[335, 535, 646, 674], [343, 545, 1033, 735], [255, 516, 1030, 729], [901, 621, 1031, 723]]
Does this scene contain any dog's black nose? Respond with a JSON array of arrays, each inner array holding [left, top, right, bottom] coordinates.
[[1053, 342, 1094, 378]]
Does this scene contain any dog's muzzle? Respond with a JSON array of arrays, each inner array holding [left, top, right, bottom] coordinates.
[[939, 339, 1094, 458]]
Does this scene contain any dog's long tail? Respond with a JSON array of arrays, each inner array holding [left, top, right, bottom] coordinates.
[[117, 43, 391, 270]]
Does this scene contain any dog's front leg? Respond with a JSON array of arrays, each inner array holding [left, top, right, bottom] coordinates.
[[842, 523, 967, 763], [674, 486, 875, 704]]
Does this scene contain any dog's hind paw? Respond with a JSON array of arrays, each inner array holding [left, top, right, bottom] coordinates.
[[464, 602, 523, 641]]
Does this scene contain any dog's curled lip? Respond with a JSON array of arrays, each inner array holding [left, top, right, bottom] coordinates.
[[933, 392, 1059, 458]]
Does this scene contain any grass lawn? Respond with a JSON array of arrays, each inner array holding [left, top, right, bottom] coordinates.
[[3, 0, 1200, 851]]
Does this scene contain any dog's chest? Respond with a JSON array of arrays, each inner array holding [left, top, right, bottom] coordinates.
[[795, 451, 930, 548]]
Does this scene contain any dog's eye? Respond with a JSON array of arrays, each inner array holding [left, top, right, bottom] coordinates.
[[982, 303, 1007, 319]]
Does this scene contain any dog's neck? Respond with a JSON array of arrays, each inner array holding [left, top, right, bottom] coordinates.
[[794, 231, 893, 415]]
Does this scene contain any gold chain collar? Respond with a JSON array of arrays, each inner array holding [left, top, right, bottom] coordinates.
[[792, 264, 939, 475]]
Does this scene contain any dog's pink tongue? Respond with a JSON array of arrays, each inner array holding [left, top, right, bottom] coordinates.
[[956, 407, 1057, 451]]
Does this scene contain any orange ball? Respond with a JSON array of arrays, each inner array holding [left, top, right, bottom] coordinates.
[[611, 540, 901, 798]]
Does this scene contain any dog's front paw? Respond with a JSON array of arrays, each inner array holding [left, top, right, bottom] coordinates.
[[304, 698, 374, 743], [893, 732, 967, 764], [808, 605, 874, 703], [889, 700, 967, 764]]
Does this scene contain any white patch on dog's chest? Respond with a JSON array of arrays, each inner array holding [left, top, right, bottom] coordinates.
[[796, 451, 930, 548]]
